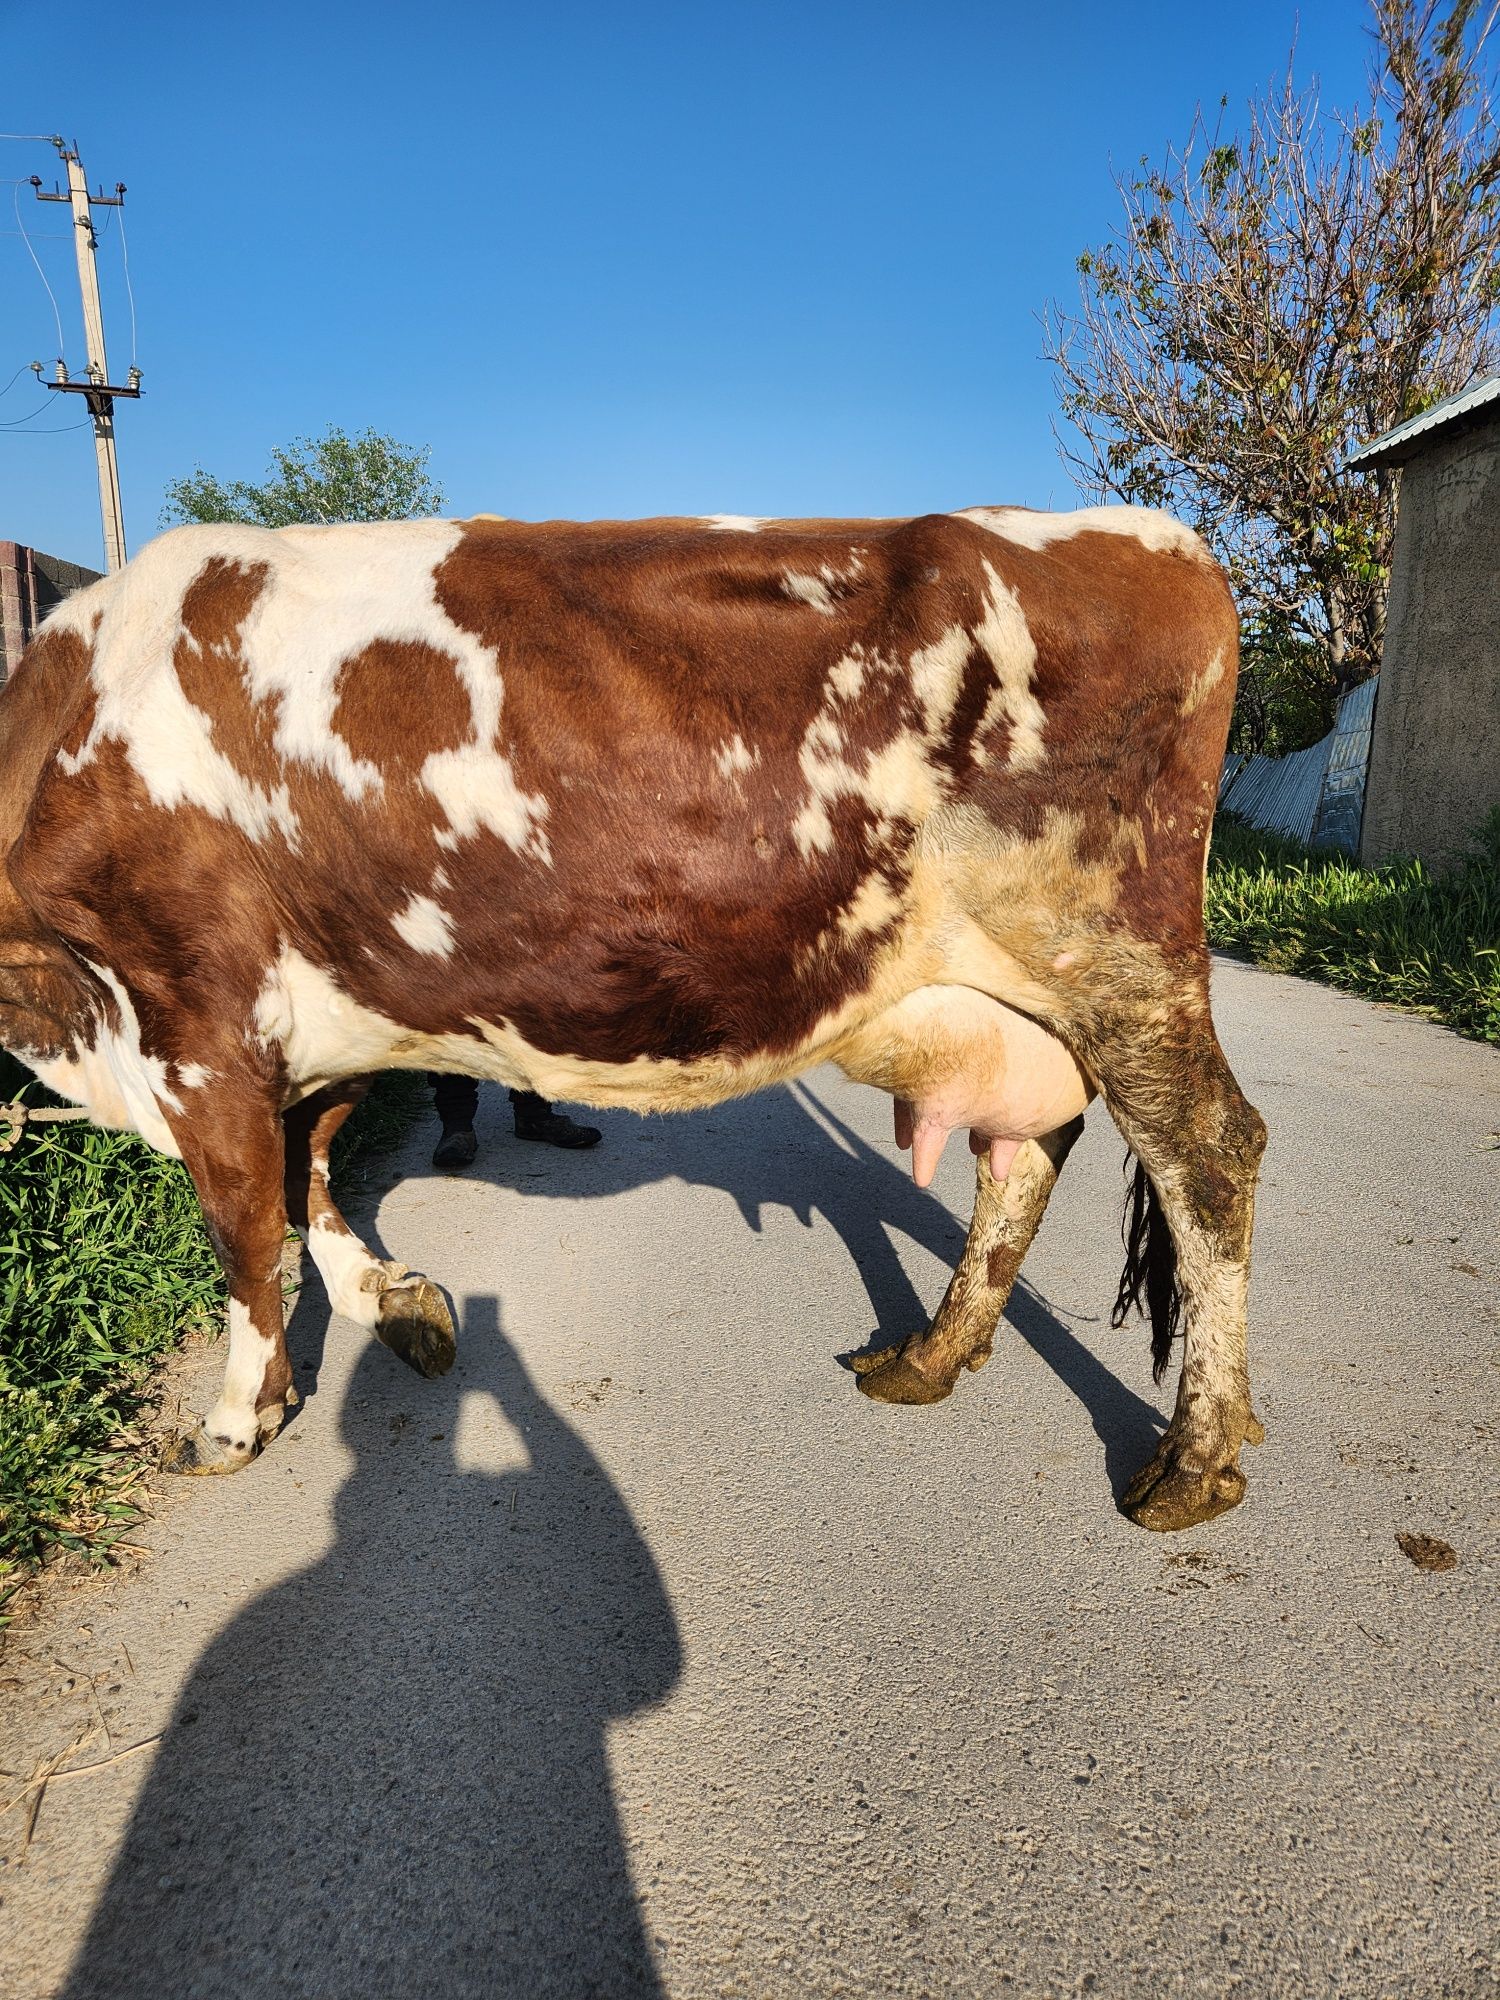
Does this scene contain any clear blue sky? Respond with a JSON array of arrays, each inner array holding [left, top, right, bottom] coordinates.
[[4, 0, 1375, 570]]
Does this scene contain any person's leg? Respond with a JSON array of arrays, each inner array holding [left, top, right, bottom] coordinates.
[[431, 1071, 481, 1171], [509, 1089, 602, 1149]]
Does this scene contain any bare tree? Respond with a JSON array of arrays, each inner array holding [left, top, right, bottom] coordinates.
[[1045, 0, 1500, 750]]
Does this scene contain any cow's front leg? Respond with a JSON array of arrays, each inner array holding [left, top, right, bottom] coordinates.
[[162, 1087, 295, 1475], [853, 1116, 1083, 1404], [284, 1081, 455, 1379]]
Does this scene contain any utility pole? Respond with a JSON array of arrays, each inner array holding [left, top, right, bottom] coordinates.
[[31, 139, 141, 574]]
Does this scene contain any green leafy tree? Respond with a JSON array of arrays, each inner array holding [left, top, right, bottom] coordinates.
[[162, 425, 445, 528], [1044, 0, 1500, 752]]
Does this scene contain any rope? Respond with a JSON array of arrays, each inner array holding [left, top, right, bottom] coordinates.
[[0, 1100, 90, 1152]]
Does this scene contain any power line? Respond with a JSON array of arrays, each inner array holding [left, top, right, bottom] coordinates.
[[2, 417, 89, 434], [0, 133, 61, 144], [12, 180, 65, 354], [116, 196, 138, 366], [0, 362, 36, 400], [0, 398, 55, 427]]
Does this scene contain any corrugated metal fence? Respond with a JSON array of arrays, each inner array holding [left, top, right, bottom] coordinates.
[[1218, 678, 1376, 852]]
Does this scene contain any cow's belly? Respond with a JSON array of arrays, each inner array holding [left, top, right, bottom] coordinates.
[[257, 951, 1091, 1169], [835, 985, 1094, 1186]]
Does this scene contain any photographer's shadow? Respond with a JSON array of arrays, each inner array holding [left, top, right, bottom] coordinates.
[[63, 1299, 681, 2000]]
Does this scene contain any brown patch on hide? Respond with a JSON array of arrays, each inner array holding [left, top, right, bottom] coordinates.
[[0, 622, 101, 1061], [1, 623, 95, 842], [172, 558, 277, 775], [331, 640, 474, 769], [411, 514, 993, 1067]]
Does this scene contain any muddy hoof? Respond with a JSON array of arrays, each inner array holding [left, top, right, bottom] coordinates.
[[1121, 1450, 1247, 1532], [841, 1340, 904, 1377], [376, 1278, 456, 1378], [161, 1425, 261, 1477], [855, 1344, 956, 1406]]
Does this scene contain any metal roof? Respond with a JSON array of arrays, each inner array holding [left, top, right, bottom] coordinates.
[[1346, 374, 1500, 470]]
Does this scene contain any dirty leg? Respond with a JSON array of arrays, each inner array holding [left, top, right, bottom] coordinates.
[[1093, 1016, 1267, 1531], [855, 1116, 1084, 1406], [284, 1081, 455, 1379], [161, 1088, 296, 1475]]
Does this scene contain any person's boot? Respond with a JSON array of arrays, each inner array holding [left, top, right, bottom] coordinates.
[[432, 1124, 478, 1172], [510, 1092, 601, 1149]]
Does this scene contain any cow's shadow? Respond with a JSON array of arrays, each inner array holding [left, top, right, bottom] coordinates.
[[338, 1080, 1165, 1498], [62, 1300, 681, 2000]]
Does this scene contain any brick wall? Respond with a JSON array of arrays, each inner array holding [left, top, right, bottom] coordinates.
[[0, 541, 103, 686]]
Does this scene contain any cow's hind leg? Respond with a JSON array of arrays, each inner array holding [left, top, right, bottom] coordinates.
[[1083, 987, 1267, 1532], [852, 1117, 1084, 1404], [284, 1081, 455, 1379], [162, 1086, 296, 1475]]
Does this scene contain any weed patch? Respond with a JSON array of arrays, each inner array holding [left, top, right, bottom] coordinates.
[[0, 1063, 428, 1596], [1207, 812, 1500, 1045]]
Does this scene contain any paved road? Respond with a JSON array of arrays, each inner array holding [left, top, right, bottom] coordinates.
[[2, 959, 1496, 2000]]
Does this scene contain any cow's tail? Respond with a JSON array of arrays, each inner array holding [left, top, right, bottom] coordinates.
[[1111, 1155, 1181, 1383]]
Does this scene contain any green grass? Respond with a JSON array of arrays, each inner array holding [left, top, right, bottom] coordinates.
[[0, 1062, 428, 1596], [1206, 810, 1500, 1045]]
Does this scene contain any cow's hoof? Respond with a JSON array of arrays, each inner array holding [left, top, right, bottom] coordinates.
[[161, 1425, 261, 1476], [1120, 1450, 1247, 1531], [842, 1339, 903, 1377], [855, 1344, 956, 1406], [376, 1278, 456, 1379]]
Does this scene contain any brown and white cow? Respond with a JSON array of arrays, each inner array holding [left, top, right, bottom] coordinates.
[[0, 506, 1266, 1530]]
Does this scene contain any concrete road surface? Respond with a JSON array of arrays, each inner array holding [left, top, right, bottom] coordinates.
[[1, 958, 1496, 1999]]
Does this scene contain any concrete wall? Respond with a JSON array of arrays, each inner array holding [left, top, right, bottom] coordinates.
[[1360, 413, 1500, 867], [0, 542, 104, 687]]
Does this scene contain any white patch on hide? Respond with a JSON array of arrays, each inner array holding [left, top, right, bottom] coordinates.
[[26, 962, 186, 1155], [420, 747, 552, 861], [204, 1297, 276, 1450], [906, 623, 973, 735], [838, 874, 901, 938], [782, 571, 836, 614], [714, 735, 759, 778], [56, 531, 300, 843], [829, 650, 867, 700], [391, 893, 455, 957], [1183, 647, 1227, 714], [303, 1215, 386, 1327], [972, 561, 1046, 771], [703, 515, 764, 532], [955, 504, 1209, 561], [254, 948, 404, 1089], [56, 519, 552, 860]]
